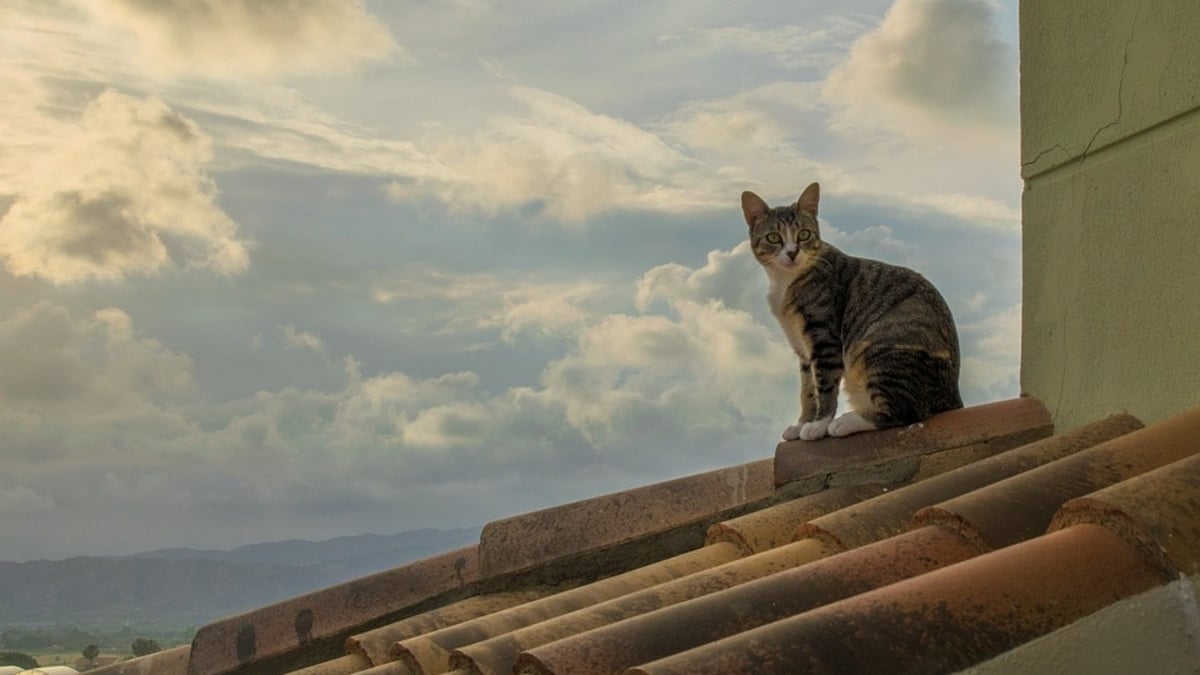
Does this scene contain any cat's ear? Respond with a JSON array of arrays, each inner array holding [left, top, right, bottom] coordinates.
[[797, 182, 820, 217], [741, 191, 770, 227]]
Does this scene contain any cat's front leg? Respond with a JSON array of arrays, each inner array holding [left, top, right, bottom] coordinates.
[[782, 359, 841, 441], [795, 357, 842, 440], [782, 359, 818, 441]]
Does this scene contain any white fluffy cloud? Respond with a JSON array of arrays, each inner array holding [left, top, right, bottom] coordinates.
[[824, 0, 1015, 138], [371, 266, 614, 343], [960, 302, 1021, 403], [76, 0, 401, 78], [0, 90, 250, 283], [659, 17, 869, 70], [387, 86, 719, 223]]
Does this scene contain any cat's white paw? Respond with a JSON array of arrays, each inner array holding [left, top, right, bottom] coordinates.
[[787, 415, 825, 441], [828, 411, 877, 437], [782, 423, 805, 441]]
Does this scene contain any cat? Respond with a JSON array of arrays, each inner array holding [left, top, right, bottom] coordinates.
[[741, 182, 962, 441]]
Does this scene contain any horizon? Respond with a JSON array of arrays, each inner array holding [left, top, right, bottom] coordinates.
[[0, 0, 1021, 562]]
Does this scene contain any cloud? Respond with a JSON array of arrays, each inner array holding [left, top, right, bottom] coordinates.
[[907, 192, 1021, 231], [659, 17, 869, 70], [637, 242, 768, 319], [76, 0, 401, 78], [960, 302, 1021, 404], [387, 86, 717, 223], [823, 0, 1016, 138], [372, 265, 616, 343], [0, 302, 195, 412], [663, 82, 826, 153], [0, 89, 250, 283], [279, 324, 324, 353]]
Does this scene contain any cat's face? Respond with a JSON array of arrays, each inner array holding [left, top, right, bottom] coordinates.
[[741, 182, 822, 274]]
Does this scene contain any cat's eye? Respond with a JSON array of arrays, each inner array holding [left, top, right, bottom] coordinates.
[[765, 233, 783, 245], [798, 230, 813, 242]]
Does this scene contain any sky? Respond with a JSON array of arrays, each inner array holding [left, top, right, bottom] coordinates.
[[0, 0, 1022, 562]]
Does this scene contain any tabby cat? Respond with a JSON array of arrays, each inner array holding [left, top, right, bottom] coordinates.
[[742, 182, 962, 441]]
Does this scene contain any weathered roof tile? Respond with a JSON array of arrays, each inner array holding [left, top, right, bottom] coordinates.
[[187, 545, 479, 675], [774, 397, 1052, 487], [916, 407, 1199, 551], [627, 524, 1171, 675], [515, 524, 980, 675], [1052, 450, 1200, 576], [478, 459, 774, 578], [795, 413, 1138, 550]]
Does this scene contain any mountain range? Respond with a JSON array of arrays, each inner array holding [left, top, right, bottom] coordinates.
[[0, 528, 481, 626]]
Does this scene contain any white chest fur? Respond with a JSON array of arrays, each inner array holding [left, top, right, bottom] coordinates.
[[766, 271, 812, 360]]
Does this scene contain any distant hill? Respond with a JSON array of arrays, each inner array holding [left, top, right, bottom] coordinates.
[[0, 528, 480, 626]]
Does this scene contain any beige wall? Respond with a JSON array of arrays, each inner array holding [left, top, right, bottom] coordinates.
[[1021, 1, 1200, 429]]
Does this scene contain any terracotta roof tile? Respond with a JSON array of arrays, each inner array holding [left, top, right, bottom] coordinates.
[[187, 545, 479, 675], [773, 397, 1052, 487], [449, 537, 842, 675], [1052, 450, 1200, 576], [86, 644, 190, 675], [355, 665, 412, 675], [915, 407, 1200, 551], [705, 483, 887, 555], [389, 543, 744, 674], [504, 414, 1136, 675], [380, 411, 1115, 675], [343, 592, 547, 667], [794, 413, 1139, 550], [286, 654, 368, 675], [478, 459, 774, 577], [515, 524, 981, 675], [627, 524, 1171, 675]]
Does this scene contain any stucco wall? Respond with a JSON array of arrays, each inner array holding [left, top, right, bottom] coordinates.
[[1021, 1, 1200, 429]]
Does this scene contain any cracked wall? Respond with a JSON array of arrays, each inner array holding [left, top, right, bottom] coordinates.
[[1020, 0, 1200, 429]]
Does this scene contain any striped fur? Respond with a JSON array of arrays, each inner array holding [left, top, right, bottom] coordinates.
[[742, 182, 962, 441]]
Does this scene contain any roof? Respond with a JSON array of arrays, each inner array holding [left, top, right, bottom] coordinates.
[[88, 396, 1200, 675]]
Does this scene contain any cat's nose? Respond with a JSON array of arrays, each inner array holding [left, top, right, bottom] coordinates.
[[787, 249, 798, 261]]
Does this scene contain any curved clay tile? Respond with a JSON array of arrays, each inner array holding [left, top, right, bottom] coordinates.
[[774, 397, 1052, 486], [390, 542, 742, 673], [915, 406, 1200, 551], [706, 483, 887, 555], [345, 591, 547, 666], [449, 537, 840, 675], [627, 524, 1171, 675], [795, 414, 1141, 549], [468, 415, 1136, 675], [1052, 450, 1200, 576], [515, 525, 981, 675]]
